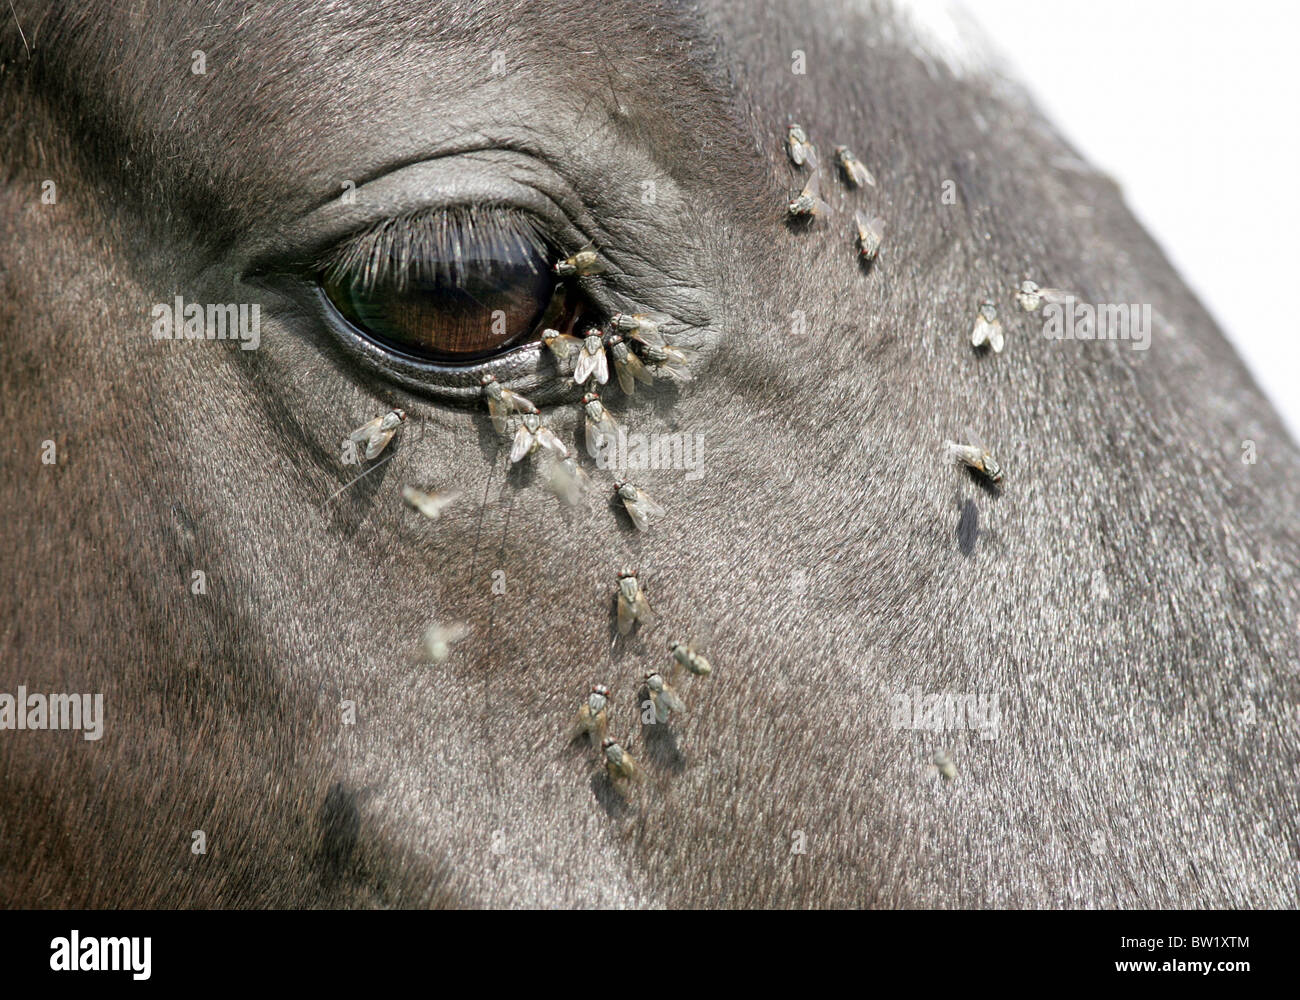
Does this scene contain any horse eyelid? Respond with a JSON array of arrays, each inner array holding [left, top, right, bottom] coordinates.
[[312, 204, 555, 292]]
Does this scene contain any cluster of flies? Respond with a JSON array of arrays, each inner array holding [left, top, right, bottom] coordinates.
[[569, 639, 713, 785], [341, 241, 717, 792], [479, 257, 687, 530], [781, 124, 1003, 488], [968, 280, 1071, 355], [949, 280, 1074, 484], [785, 124, 884, 266], [339, 140, 1077, 784]]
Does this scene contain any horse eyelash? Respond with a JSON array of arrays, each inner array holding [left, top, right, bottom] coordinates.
[[315, 205, 552, 295]]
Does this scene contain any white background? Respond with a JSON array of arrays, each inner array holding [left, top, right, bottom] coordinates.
[[966, 0, 1299, 437]]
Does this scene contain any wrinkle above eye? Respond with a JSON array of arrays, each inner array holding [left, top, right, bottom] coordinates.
[[241, 142, 718, 398], [239, 149, 594, 277]]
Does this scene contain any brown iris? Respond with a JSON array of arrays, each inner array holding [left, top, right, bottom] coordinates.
[[323, 243, 565, 363]]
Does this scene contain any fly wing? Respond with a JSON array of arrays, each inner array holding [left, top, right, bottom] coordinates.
[[509, 424, 534, 464], [626, 351, 653, 385], [617, 591, 636, 635], [624, 497, 651, 531], [592, 347, 609, 386], [441, 622, 470, 644], [988, 323, 1005, 354], [586, 412, 617, 457], [486, 396, 510, 434], [800, 167, 822, 201], [628, 321, 665, 348], [536, 426, 569, 459], [348, 415, 382, 444], [544, 457, 589, 507], [614, 356, 636, 396], [632, 591, 655, 628], [850, 158, 876, 187], [502, 388, 538, 416], [403, 486, 462, 519], [574, 347, 597, 386], [658, 362, 692, 384], [575, 247, 608, 276], [652, 347, 693, 383], [945, 439, 979, 468], [662, 686, 687, 715], [364, 428, 396, 460], [637, 488, 665, 517]]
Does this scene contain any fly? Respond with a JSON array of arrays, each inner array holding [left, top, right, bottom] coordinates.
[[644, 671, 686, 724], [788, 157, 831, 219], [854, 211, 885, 263], [602, 736, 641, 783], [582, 391, 619, 458], [1015, 279, 1070, 313], [542, 327, 583, 366], [423, 621, 469, 663], [668, 639, 712, 678], [614, 480, 665, 532], [606, 333, 654, 395], [945, 433, 1004, 484], [510, 412, 568, 464], [639, 342, 692, 383], [573, 331, 609, 387], [970, 301, 1005, 353], [401, 485, 463, 520], [786, 123, 815, 166], [834, 145, 876, 187], [609, 312, 667, 348], [569, 683, 610, 745], [616, 568, 655, 635], [554, 245, 607, 278], [542, 454, 591, 507], [480, 374, 539, 434], [346, 409, 406, 462]]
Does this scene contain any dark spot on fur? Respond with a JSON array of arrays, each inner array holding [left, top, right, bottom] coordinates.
[[641, 714, 687, 773], [965, 464, 1002, 497], [591, 771, 633, 818], [314, 782, 362, 891], [957, 498, 978, 555]]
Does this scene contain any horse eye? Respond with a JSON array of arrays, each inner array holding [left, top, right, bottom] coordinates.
[[318, 208, 572, 364]]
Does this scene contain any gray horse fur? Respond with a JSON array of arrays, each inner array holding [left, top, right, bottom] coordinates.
[[1, 0, 1297, 907]]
